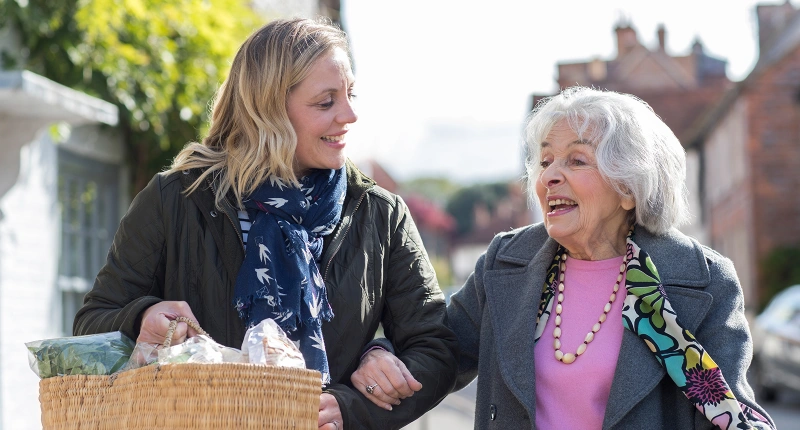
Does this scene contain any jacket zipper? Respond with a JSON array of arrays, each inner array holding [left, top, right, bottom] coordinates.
[[223, 209, 245, 250], [323, 189, 368, 281]]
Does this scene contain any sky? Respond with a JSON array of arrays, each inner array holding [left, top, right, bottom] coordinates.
[[339, 0, 783, 184]]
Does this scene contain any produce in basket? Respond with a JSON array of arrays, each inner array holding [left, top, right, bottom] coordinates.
[[25, 331, 135, 379]]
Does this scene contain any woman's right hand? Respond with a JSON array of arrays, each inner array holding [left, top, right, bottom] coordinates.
[[351, 348, 422, 410], [138, 301, 200, 345]]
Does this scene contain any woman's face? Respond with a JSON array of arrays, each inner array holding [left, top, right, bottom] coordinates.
[[534, 120, 634, 259], [287, 47, 357, 176]]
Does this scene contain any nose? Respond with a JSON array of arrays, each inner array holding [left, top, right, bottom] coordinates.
[[337, 98, 358, 124], [539, 163, 563, 189]]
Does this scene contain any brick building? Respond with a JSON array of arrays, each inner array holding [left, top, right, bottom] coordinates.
[[686, 0, 800, 309], [529, 1, 800, 311]]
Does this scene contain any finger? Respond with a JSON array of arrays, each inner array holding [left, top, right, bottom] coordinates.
[[372, 361, 410, 400], [369, 373, 402, 406], [137, 313, 171, 344], [383, 362, 416, 398], [174, 302, 201, 337], [318, 394, 343, 426], [362, 383, 396, 411], [171, 321, 189, 345], [399, 363, 423, 392]]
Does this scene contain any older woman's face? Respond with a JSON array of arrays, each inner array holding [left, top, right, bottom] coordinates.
[[535, 120, 634, 258], [287, 47, 357, 176]]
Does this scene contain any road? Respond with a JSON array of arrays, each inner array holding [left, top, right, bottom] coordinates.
[[761, 391, 800, 430]]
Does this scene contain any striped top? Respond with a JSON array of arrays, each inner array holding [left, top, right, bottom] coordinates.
[[238, 210, 251, 249]]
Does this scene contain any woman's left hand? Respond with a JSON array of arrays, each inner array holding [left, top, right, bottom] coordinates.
[[318, 393, 343, 430]]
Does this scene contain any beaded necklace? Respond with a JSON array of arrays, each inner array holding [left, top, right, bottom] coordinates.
[[552, 251, 628, 364]]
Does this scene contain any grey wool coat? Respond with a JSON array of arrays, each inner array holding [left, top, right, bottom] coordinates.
[[447, 223, 775, 429]]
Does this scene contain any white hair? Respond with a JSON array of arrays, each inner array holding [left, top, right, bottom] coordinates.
[[524, 86, 690, 235]]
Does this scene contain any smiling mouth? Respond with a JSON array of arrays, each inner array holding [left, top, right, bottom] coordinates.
[[321, 135, 345, 143], [547, 198, 577, 214]]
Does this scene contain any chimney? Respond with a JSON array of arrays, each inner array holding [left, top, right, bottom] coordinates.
[[615, 25, 638, 57], [756, 0, 798, 56], [657, 24, 666, 51]]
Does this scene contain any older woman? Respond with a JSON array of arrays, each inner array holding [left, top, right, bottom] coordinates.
[[73, 18, 456, 430], [356, 86, 775, 429]]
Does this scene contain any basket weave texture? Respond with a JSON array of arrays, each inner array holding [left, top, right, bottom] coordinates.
[[39, 363, 321, 429]]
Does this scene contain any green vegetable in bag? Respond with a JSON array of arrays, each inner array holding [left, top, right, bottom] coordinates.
[[25, 331, 135, 379]]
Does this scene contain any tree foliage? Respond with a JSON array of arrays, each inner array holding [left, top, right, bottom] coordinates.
[[1, 0, 262, 192], [760, 245, 800, 311], [399, 176, 462, 206], [445, 182, 509, 235]]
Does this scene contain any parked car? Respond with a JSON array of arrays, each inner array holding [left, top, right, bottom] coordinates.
[[750, 284, 800, 401]]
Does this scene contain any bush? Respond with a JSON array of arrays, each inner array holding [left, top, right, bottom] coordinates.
[[760, 245, 800, 310]]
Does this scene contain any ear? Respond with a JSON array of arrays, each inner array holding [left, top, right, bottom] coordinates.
[[621, 194, 635, 211]]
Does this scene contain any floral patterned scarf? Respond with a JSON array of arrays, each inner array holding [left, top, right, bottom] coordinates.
[[533, 227, 773, 429]]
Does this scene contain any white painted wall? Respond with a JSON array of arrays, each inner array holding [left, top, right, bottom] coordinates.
[[0, 131, 61, 430], [0, 123, 126, 430]]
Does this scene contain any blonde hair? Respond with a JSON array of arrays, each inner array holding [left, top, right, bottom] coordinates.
[[167, 17, 350, 209]]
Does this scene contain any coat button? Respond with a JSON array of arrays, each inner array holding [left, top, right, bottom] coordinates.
[[489, 404, 497, 421], [210, 210, 218, 218]]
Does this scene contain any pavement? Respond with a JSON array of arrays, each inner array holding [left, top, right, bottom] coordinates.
[[404, 380, 476, 429]]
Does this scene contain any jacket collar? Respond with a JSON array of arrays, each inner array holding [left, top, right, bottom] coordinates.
[[484, 223, 712, 426], [494, 224, 711, 287]]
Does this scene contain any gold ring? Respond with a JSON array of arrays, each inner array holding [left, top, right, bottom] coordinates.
[[366, 383, 378, 394]]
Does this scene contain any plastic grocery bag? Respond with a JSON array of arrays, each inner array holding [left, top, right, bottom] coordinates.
[[157, 335, 245, 365], [241, 319, 305, 368], [25, 331, 135, 379]]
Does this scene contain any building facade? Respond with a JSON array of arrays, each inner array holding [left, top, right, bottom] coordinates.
[[687, 0, 800, 310], [0, 70, 123, 429], [530, 1, 800, 313]]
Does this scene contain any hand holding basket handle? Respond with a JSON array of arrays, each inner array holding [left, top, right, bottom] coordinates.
[[138, 301, 203, 346], [163, 316, 210, 348]]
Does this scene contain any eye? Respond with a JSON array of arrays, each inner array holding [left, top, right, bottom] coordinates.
[[539, 160, 551, 168], [318, 98, 334, 109]]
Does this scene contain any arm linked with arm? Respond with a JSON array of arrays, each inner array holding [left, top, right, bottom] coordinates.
[[327, 196, 458, 430]]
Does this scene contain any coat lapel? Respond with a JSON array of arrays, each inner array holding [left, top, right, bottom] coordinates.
[[602, 228, 714, 429], [483, 226, 558, 419]]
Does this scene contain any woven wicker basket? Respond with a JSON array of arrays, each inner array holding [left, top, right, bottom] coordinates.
[[39, 362, 321, 429]]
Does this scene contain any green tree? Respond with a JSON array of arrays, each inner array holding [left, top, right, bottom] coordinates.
[[399, 176, 461, 206], [1, 0, 262, 192], [445, 182, 509, 235], [760, 245, 800, 311]]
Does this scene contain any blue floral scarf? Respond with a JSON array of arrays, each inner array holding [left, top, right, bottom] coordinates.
[[233, 167, 346, 384], [534, 227, 773, 429]]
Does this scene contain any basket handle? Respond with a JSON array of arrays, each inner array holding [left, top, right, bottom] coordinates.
[[163, 316, 212, 348]]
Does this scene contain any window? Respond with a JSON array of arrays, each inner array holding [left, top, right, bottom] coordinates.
[[57, 149, 119, 334]]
